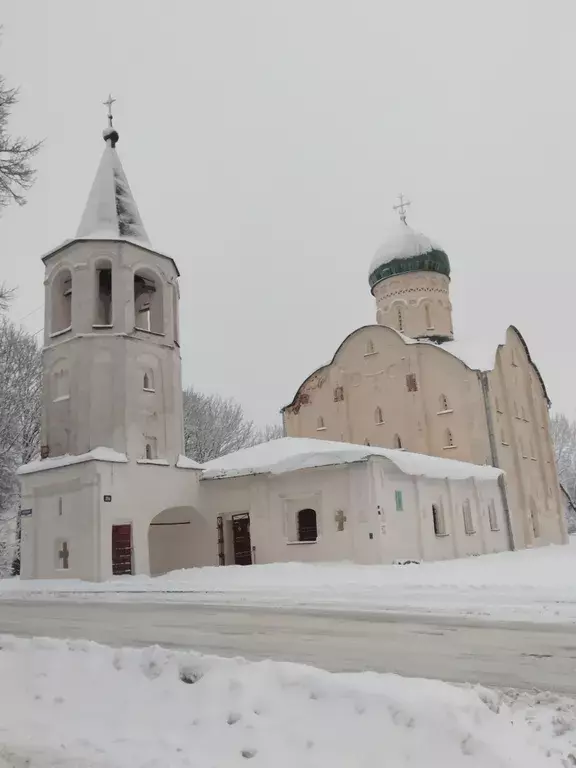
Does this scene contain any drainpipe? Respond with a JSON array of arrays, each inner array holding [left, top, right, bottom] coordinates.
[[480, 371, 515, 551]]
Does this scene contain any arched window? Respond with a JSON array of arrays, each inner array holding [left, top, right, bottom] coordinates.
[[439, 394, 449, 411], [51, 268, 72, 334], [445, 428, 454, 447], [144, 436, 157, 460], [143, 369, 155, 391], [94, 260, 113, 326], [365, 338, 375, 355], [317, 416, 325, 431], [134, 270, 164, 334], [393, 433, 402, 449], [462, 499, 475, 534], [297, 508, 318, 542], [375, 406, 384, 425], [396, 306, 404, 333], [425, 303, 433, 330], [432, 503, 446, 536]]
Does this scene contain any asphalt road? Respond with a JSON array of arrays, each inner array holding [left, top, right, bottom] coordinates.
[[1, 599, 576, 693]]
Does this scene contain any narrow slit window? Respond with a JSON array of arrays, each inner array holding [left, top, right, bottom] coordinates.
[[439, 394, 449, 411], [488, 500, 499, 531], [425, 303, 433, 329], [462, 499, 475, 534], [432, 504, 446, 536], [317, 416, 325, 431], [393, 433, 402, 449], [395, 490, 403, 511], [445, 428, 454, 448], [375, 406, 384, 425]]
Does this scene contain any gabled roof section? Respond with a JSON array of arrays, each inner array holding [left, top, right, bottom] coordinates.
[[76, 141, 149, 243], [281, 324, 551, 411]]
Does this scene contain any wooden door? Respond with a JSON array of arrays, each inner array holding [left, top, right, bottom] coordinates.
[[112, 524, 133, 575], [232, 513, 252, 565]]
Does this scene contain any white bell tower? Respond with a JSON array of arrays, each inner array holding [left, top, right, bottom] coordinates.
[[18, 101, 209, 582]]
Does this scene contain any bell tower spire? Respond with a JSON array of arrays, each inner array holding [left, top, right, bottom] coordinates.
[[76, 96, 148, 243]]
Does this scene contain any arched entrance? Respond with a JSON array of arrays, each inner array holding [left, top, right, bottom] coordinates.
[[148, 506, 214, 576]]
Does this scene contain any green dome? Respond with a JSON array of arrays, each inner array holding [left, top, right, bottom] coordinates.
[[369, 222, 450, 290]]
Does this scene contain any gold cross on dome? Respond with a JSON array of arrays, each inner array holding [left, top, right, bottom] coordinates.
[[103, 93, 116, 126], [393, 193, 411, 224]]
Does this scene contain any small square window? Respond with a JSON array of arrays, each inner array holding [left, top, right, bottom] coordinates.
[[406, 373, 418, 392], [395, 490, 403, 511]]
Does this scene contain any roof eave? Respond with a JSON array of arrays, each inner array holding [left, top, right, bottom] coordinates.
[[41, 237, 180, 277]]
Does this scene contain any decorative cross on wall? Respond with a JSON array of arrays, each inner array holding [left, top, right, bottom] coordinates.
[[59, 541, 69, 569], [335, 509, 347, 532]]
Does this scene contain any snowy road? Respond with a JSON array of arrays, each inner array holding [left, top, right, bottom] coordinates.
[[1, 599, 576, 693]]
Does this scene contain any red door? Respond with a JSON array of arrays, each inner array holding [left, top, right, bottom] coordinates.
[[112, 524, 133, 575]]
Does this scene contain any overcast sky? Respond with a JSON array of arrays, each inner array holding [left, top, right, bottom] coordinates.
[[2, 0, 576, 427]]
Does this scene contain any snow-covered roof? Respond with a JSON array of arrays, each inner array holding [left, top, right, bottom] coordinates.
[[76, 141, 149, 243], [17, 447, 128, 475], [201, 437, 502, 482], [369, 220, 442, 275], [176, 454, 203, 470]]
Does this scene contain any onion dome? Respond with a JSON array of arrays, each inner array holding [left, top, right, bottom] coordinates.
[[369, 219, 450, 291]]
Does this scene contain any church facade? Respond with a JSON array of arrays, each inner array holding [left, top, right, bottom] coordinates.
[[282, 205, 567, 551], [17, 117, 566, 582]]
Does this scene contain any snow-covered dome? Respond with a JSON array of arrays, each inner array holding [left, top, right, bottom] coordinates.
[[369, 221, 450, 290]]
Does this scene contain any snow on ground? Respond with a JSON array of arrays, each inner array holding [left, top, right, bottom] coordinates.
[[2, 538, 576, 624], [0, 635, 574, 768]]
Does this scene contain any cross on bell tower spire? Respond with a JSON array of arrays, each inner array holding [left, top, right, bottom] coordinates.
[[102, 93, 119, 148], [393, 193, 411, 225]]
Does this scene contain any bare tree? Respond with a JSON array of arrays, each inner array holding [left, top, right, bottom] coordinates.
[[550, 412, 576, 533], [183, 386, 283, 463], [252, 422, 284, 444], [0, 317, 42, 575], [0, 49, 41, 211]]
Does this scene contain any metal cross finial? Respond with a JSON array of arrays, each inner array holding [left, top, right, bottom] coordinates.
[[103, 93, 116, 127], [393, 193, 411, 224]]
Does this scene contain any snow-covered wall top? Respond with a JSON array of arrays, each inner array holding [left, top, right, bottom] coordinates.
[[201, 437, 503, 482], [17, 447, 128, 475]]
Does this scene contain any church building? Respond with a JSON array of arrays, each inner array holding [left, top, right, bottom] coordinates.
[[17, 114, 567, 582], [282, 197, 567, 551]]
